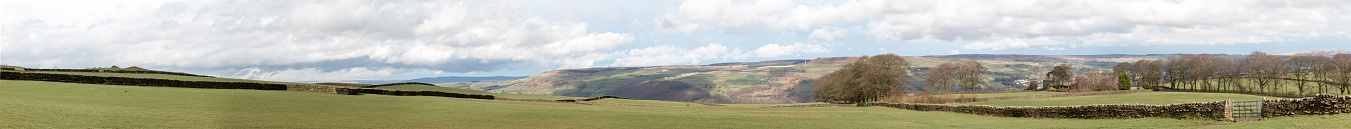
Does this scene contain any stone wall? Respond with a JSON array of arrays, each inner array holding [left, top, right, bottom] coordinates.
[[1263, 94, 1351, 117], [861, 101, 1232, 120], [286, 85, 338, 93]]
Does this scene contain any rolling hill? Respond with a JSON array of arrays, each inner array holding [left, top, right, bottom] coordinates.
[[439, 54, 1184, 104], [436, 50, 1349, 104]]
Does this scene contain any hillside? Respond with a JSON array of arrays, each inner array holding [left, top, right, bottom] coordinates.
[[441, 54, 1152, 104]]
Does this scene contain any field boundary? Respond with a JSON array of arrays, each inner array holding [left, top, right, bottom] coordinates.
[[2, 71, 285, 90], [20, 68, 213, 77], [862, 100, 1234, 120], [1262, 94, 1351, 117], [863, 93, 1351, 121]]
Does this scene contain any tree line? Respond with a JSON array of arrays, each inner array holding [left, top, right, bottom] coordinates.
[[1112, 52, 1351, 96]]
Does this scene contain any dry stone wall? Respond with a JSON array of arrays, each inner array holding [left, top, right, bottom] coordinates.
[[1263, 94, 1351, 117], [861, 101, 1232, 120], [286, 85, 338, 93]]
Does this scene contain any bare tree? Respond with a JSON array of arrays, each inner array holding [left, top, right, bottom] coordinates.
[[1333, 53, 1351, 94], [924, 63, 957, 93], [1245, 51, 1285, 94], [957, 59, 988, 92], [1289, 55, 1316, 95]]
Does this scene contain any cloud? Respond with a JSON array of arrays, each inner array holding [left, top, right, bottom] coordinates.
[[807, 26, 849, 41], [658, 0, 1351, 50], [612, 44, 729, 66], [749, 42, 830, 58], [1, 0, 633, 81]]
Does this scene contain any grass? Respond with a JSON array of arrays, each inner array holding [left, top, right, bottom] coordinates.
[[961, 91, 1278, 106], [5, 80, 1348, 128], [956, 91, 1066, 98]]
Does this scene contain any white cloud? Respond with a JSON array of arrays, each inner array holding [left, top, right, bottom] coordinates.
[[749, 42, 830, 58], [612, 44, 729, 66], [1, 0, 634, 81], [807, 26, 849, 41], [658, 0, 1351, 50]]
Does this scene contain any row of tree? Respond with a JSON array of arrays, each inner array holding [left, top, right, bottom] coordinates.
[[923, 59, 989, 92], [1112, 52, 1351, 96]]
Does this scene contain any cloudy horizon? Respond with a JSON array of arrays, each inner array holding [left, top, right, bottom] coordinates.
[[4, 0, 1350, 82]]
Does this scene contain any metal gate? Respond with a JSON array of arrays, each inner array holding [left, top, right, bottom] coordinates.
[[1232, 99, 1263, 121]]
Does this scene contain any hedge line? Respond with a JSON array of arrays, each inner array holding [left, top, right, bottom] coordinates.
[[336, 87, 495, 100], [861, 101, 1231, 120], [1263, 94, 1351, 117], [25, 68, 212, 77], [1, 71, 284, 90]]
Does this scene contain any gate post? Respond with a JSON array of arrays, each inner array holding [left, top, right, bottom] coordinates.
[[1224, 99, 1234, 121]]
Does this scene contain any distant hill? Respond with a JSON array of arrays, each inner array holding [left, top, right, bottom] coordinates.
[[440, 55, 1149, 104], [1273, 50, 1349, 56], [432, 50, 1345, 104], [400, 76, 529, 84]]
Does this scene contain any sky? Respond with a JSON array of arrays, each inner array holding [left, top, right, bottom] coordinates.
[[3, 0, 1350, 82]]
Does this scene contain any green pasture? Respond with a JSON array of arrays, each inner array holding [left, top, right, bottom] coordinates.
[[954, 91, 1066, 98]]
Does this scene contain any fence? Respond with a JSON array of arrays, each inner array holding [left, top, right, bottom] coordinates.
[[1231, 100, 1262, 121]]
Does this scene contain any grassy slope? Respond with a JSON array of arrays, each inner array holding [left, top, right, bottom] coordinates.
[[5, 80, 1347, 128], [961, 91, 1277, 106]]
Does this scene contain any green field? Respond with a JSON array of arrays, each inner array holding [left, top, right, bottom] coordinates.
[[7, 80, 1350, 128], [957, 91, 1066, 98], [961, 92, 1277, 106]]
